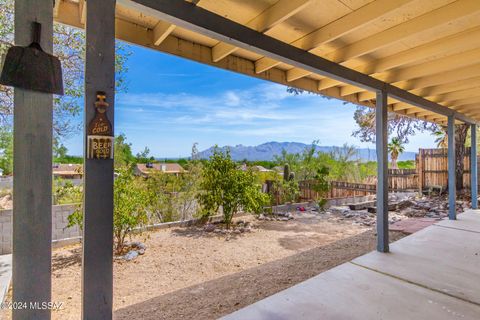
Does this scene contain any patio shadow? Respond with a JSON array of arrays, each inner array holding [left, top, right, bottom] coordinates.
[[114, 230, 404, 320]]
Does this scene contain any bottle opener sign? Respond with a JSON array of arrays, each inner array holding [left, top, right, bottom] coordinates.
[[87, 91, 114, 159]]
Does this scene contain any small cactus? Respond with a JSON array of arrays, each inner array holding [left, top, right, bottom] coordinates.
[[289, 172, 295, 181], [283, 164, 290, 181], [283, 164, 295, 182]]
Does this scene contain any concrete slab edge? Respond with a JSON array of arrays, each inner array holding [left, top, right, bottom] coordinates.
[[349, 261, 480, 307]]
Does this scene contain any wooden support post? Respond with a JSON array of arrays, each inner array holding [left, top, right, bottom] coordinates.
[[82, 0, 116, 318], [448, 115, 456, 220], [12, 1, 53, 319], [376, 90, 389, 253], [471, 124, 478, 209]]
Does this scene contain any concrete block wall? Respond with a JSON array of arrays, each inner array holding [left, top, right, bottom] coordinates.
[[0, 210, 12, 255], [0, 204, 81, 255]]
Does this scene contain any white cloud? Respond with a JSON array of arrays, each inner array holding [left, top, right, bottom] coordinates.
[[115, 82, 376, 149]]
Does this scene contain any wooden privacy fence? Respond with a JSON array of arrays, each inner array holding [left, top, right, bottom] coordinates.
[[365, 169, 418, 192], [299, 169, 418, 201], [417, 148, 479, 190], [281, 148, 480, 202], [299, 180, 376, 200]]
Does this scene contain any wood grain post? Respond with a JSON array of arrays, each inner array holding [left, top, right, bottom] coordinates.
[[82, 0, 116, 318], [471, 124, 478, 209], [448, 115, 456, 220], [376, 90, 389, 252], [12, 1, 53, 319]]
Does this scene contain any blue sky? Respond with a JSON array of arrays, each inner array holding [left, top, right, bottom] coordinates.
[[65, 44, 437, 158]]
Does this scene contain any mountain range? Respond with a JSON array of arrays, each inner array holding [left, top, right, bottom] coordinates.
[[197, 142, 417, 162]]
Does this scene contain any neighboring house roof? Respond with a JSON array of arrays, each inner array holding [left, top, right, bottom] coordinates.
[[52, 164, 83, 176], [252, 165, 272, 172], [136, 163, 186, 175]]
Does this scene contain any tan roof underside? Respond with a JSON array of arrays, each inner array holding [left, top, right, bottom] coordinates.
[[56, 0, 480, 125]]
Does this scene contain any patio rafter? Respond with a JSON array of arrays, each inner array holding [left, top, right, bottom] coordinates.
[[114, 0, 477, 124], [256, 0, 417, 74], [283, 0, 480, 83], [211, 0, 312, 63], [319, 25, 480, 92]]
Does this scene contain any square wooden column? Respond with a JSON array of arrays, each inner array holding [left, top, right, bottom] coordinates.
[[376, 90, 389, 253], [448, 115, 456, 220], [82, 0, 116, 318], [471, 124, 478, 209], [12, 1, 53, 319]]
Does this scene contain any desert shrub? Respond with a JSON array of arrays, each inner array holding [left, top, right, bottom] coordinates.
[[397, 160, 415, 169], [143, 161, 201, 223], [197, 148, 268, 229], [312, 166, 330, 210], [113, 168, 149, 253], [53, 178, 82, 204], [67, 167, 149, 254]]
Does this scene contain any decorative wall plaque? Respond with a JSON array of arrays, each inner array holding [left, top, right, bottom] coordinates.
[[87, 91, 114, 159]]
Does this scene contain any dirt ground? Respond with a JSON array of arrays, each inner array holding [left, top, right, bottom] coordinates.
[[1, 212, 405, 320]]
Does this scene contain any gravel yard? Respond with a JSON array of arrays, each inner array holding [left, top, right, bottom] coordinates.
[[1, 209, 408, 320]]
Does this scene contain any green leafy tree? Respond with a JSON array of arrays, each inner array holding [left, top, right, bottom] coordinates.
[[197, 148, 268, 229], [53, 178, 82, 205], [53, 138, 68, 159], [114, 133, 135, 168], [0, 0, 131, 146], [326, 144, 361, 181], [312, 166, 330, 209], [136, 146, 155, 164], [113, 168, 149, 253], [354, 105, 469, 190], [0, 128, 13, 175], [433, 127, 448, 148], [388, 137, 405, 169], [274, 149, 301, 174], [67, 168, 150, 254], [352, 106, 437, 144]]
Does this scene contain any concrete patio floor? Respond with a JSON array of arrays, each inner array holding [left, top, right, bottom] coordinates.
[[222, 210, 480, 320]]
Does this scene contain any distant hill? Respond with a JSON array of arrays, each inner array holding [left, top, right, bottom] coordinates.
[[197, 141, 417, 162]]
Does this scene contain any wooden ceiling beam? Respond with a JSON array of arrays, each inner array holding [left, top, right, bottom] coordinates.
[[451, 104, 479, 113], [255, 0, 415, 74], [407, 77, 480, 98], [53, 0, 61, 18], [325, 0, 480, 63], [358, 77, 480, 102], [118, 0, 480, 124], [446, 97, 480, 108], [322, 26, 480, 92], [357, 63, 480, 102], [57, 0, 480, 125], [79, 0, 86, 25], [429, 88, 480, 104], [153, 20, 175, 45], [341, 48, 480, 99], [291, 0, 480, 82], [211, 0, 312, 63], [379, 48, 480, 84]]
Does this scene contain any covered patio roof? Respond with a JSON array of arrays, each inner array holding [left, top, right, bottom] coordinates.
[[7, 0, 480, 318], [54, 0, 480, 125]]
